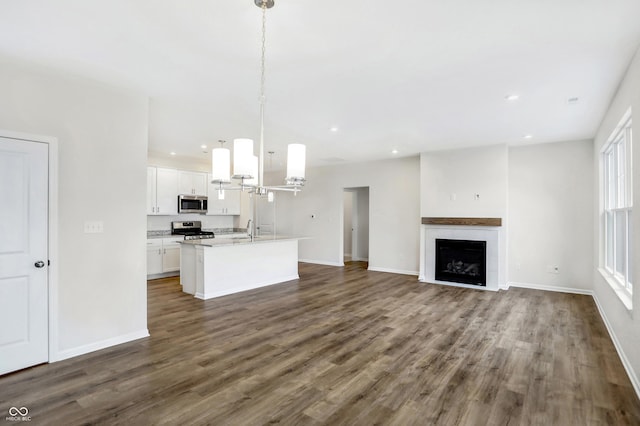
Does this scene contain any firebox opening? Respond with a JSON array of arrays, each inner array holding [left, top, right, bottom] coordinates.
[[435, 239, 487, 286]]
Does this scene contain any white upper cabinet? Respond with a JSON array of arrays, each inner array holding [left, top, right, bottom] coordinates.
[[178, 171, 207, 196], [156, 168, 179, 215], [147, 167, 157, 215], [207, 174, 241, 215], [148, 167, 178, 215]]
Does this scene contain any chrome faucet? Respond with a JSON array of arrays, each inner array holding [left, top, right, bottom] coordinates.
[[247, 219, 253, 241]]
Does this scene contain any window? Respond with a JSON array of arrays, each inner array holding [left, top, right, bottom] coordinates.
[[601, 108, 633, 307]]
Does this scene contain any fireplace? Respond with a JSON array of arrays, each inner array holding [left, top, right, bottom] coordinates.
[[435, 239, 487, 286]]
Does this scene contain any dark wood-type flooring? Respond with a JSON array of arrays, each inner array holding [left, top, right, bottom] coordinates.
[[1, 262, 639, 425]]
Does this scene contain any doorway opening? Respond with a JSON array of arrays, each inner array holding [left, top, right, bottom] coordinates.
[[343, 187, 369, 266]]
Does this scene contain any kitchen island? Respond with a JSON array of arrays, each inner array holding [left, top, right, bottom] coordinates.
[[179, 235, 301, 300]]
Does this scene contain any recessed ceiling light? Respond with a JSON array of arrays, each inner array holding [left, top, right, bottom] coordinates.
[[505, 94, 520, 101], [170, 151, 176, 156], [330, 126, 339, 132], [523, 134, 533, 139], [391, 149, 399, 154], [201, 144, 207, 149]]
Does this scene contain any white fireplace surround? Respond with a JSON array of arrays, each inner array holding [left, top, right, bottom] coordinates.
[[420, 225, 502, 291]]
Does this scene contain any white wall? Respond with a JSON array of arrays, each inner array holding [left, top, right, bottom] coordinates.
[[508, 141, 594, 291], [592, 46, 640, 393], [0, 57, 149, 358], [274, 156, 420, 274], [148, 151, 211, 173], [421, 144, 508, 218], [355, 187, 370, 261]]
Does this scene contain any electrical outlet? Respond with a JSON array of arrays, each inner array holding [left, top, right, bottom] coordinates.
[[84, 221, 104, 234], [546, 265, 560, 274]]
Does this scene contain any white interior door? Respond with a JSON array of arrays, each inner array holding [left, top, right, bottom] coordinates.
[[0, 137, 49, 375]]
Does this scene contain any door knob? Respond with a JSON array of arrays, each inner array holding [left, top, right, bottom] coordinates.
[[34, 261, 45, 268]]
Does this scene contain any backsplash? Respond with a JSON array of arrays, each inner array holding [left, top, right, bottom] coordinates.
[[147, 214, 235, 231]]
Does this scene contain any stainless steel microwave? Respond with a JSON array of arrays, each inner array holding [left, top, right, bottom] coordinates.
[[178, 194, 208, 214]]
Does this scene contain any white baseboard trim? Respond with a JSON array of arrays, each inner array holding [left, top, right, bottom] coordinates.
[[299, 259, 344, 267], [368, 266, 419, 276], [352, 257, 369, 262], [507, 281, 593, 295], [195, 274, 300, 300], [52, 329, 150, 362], [592, 293, 640, 401]]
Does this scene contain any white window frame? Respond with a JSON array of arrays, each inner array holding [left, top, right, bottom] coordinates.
[[600, 108, 633, 310]]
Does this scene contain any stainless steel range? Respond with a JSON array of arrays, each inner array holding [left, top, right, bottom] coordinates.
[[171, 221, 215, 240]]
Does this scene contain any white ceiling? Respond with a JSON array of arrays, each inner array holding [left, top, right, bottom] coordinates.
[[2, 0, 640, 169]]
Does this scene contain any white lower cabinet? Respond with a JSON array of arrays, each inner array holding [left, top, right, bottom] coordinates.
[[162, 238, 182, 272], [147, 239, 163, 275], [147, 237, 183, 276]]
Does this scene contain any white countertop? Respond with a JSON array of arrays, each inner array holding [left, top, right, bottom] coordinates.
[[178, 235, 303, 247]]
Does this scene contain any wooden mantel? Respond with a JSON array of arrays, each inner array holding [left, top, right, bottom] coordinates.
[[421, 217, 502, 227]]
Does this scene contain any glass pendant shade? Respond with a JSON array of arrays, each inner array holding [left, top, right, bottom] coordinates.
[[286, 143, 306, 182], [233, 138, 254, 178], [211, 147, 231, 183], [244, 156, 259, 186]]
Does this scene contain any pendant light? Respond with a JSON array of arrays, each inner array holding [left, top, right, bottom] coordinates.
[[232, 138, 254, 179], [286, 143, 306, 185], [210, 0, 306, 195], [211, 140, 230, 184]]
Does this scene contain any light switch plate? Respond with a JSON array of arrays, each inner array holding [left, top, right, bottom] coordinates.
[[84, 221, 104, 233]]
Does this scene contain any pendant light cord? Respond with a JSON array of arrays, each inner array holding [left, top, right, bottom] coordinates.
[[258, 1, 267, 188], [261, 2, 267, 104]]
